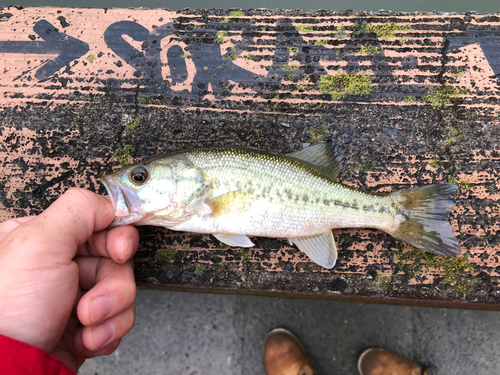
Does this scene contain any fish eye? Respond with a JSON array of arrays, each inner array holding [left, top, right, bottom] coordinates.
[[130, 166, 149, 185]]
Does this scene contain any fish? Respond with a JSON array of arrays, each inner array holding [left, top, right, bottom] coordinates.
[[101, 142, 461, 269]]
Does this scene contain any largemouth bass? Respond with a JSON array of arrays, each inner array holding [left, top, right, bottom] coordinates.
[[101, 142, 461, 268]]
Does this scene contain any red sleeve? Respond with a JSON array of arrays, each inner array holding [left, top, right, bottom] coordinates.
[[0, 334, 75, 375]]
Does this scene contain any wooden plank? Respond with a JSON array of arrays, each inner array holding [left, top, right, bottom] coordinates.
[[1, 7, 499, 308]]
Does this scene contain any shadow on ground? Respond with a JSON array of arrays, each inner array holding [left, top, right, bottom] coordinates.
[[79, 289, 500, 375]]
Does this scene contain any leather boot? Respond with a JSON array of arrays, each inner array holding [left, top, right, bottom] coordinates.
[[358, 348, 428, 375], [264, 328, 314, 375]]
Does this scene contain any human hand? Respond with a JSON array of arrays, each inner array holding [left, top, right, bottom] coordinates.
[[0, 188, 139, 372]]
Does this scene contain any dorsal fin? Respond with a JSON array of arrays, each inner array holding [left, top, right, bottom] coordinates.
[[287, 141, 346, 180]]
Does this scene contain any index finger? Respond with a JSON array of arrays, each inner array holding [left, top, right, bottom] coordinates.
[[77, 225, 139, 263]]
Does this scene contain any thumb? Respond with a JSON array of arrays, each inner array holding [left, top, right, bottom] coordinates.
[[14, 188, 115, 259]]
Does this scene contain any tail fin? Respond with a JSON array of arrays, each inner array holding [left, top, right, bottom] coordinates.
[[388, 183, 461, 256]]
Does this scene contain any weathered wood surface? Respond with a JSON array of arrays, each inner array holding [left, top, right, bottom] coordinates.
[[1, 7, 499, 308]]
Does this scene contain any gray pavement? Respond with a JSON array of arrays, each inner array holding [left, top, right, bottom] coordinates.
[[79, 289, 500, 375]]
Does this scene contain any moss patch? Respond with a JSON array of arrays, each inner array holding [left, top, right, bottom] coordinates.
[[309, 125, 327, 143], [446, 127, 464, 146], [428, 159, 440, 168], [137, 95, 148, 104], [280, 64, 300, 71], [156, 248, 179, 263], [351, 22, 411, 38], [315, 39, 329, 46], [229, 10, 244, 16], [194, 263, 204, 274], [243, 248, 251, 263], [395, 247, 475, 295], [404, 96, 416, 103], [375, 272, 392, 291], [318, 72, 372, 100], [358, 46, 380, 55], [112, 144, 135, 166], [287, 47, 299, 53], [124, 116, 140, 132], [295, 25, 313, 32], [424, 85, 464, 109]]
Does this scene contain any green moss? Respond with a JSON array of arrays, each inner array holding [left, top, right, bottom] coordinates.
[[318, 72, 373, 100], [315, 39, 329, 46], [285, 74, 298, 82], [297, 84, 309, 92], [220, 18, 230, 23], [309, 125, 327, 143], [333, 27, 348, 38], [194, 263, 204, 274], [295, 25, 313, 32], [446, 127, 464, 146], [223, 54, 237, 61], [358, 46, 380, 55], [245, 53, 255, 60], [404, 96, 416, 103], [124, 116, 140, 132], [137, 95, 147, 104], [428, 159, 440, 168], [442, 256, 474, 295], [203, 66, 208, 70], [219, 243, 230, 249], [86, 54, 96, 63], [261, 26, 267, 31], [395, 247, 441, 279], [156, 248, 179, 263], [458, 180, 472, 189], [180, 53, 190, 58], [375, 272, 392, 291], [182, 245, 191, 250], [24, 20, 28, 25], [280, 64, 300, 71], [351, 22, 411, 38], [112, 144, 135, 166], [424, 85, 463, 109], [242, 248, 251, 263], [395, 247, 475, 296], [216, 31, 227, 44], [287, 47, 299, 53], [357, 160, 373, 173], [229, 10, 244, 16], [220, 261, 229, 267]]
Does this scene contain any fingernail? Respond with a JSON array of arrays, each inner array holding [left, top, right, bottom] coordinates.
[[92, 321, 116, 350], [90, 296, 114, 324]]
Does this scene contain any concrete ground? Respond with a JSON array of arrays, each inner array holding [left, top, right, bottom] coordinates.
[[79, 289, 500, 375]]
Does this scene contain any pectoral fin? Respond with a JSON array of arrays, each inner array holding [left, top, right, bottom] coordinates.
[[208, 191, 253, 217], [213, 233, 255, 247], [289, 231, 338, 269]]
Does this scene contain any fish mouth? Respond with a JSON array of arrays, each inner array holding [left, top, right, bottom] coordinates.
[[101, 175, 144, 227]]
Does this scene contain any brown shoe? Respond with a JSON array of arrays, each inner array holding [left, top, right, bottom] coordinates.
[[358, 348, 428, 375], [264, 328, 314, 375]]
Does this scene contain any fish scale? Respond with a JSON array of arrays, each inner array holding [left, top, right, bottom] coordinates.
[[102, 143, 461, 269], [180, 147, 397, 237]]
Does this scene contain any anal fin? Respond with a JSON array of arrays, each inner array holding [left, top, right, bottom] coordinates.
[[213, 233, 255, 247], [289, 231, 338, 269]]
